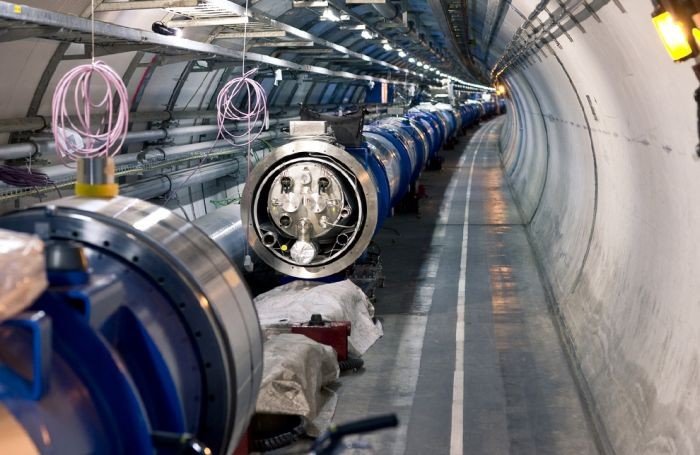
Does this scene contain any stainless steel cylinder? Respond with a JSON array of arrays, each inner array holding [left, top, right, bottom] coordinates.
[[77, 157, 115, 186], [193, 203, 247, 270]]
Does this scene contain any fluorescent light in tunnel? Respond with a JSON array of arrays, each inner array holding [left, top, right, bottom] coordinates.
[[360, 29, 373, 39], [383, 43, 393, 51], [398, 49, 407, 58], [321, 7, 340, 22], [408, 57, 416, 63]]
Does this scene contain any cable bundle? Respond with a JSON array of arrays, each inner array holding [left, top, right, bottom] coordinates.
[[216, 68, 269, 147], [0, 165, 52, 187], [51, 60, 130, 162]]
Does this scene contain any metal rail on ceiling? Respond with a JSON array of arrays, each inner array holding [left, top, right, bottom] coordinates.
[[160, 0, 420, 77], [491, 0, 614, 78], [0, 1, 433, 87]]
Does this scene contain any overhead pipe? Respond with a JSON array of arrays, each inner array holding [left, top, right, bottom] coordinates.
[[0, 142, 40, 160], [0, 105, 387, 162], [0, 115, 297, 161], [0, 105, 300, 135], [0, 130, 284, 192], [0, 109, 219, 135], [119, 158, 247, 201]]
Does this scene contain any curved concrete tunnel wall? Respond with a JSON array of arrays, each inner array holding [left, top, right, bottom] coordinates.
[[499, 2, 700, 453]]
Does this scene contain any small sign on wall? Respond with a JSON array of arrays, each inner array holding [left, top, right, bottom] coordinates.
[[366, 82, 395, 104]]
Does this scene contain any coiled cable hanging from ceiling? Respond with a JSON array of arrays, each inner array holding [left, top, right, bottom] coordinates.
[[216, 67, 269, 148], [46, 0, 127, 201], [51, 0, 129, 164], [213, 0, 268, 271], [0, 1, 127, 192], [164, 0, 267, 200], [50, 60, 130, 162]]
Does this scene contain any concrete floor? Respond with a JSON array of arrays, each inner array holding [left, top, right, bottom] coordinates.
[[331, 118, 600, 454]]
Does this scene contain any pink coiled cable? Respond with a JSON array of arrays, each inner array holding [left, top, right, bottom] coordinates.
[[51, 60, 130, 162], [216, 68, 269, 147], [215, 64, 269, 271]]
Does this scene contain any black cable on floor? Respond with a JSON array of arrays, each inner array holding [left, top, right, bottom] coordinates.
[[339, 357, 365, 372], [249, 415, 306, 452]]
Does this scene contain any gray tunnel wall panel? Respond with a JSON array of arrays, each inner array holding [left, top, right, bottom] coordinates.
[[501, 71, 548, 221], [499, 97, 518, 169], [510, 56, 596, 302], [501, 2, 700, 453]]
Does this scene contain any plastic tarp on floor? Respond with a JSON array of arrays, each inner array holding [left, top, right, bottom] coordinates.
[[254, 280, 384, 435], [256, 333, 339, 436], [0, 229, 46, 321], [255, 279, 383, 356]]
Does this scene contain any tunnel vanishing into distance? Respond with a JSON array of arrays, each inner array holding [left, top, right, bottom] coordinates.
[[0, 0, 698, 454]]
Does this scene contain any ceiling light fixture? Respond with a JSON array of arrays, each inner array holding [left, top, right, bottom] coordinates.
[[321, 7, 340, 22]]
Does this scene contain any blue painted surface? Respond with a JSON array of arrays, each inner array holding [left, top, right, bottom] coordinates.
[[0, 264, 200, 454], [100, 306, 186, 434], [406, 112, 441, 158], [363, 126, 414, 201], [0, 313, 50, 401], [365, 83, 395, 104], [373, 118, 428, 179], [35, 291, 153, 454], [347, 143, 392, 230]]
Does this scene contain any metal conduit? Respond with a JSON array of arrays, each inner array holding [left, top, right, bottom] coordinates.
[[0, 109, 219, 134], [0, 115, 297, 161], [119, 159, 246, 201], [0, 130, 283, 193]]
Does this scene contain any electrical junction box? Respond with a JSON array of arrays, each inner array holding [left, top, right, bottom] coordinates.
[[290, 314, 351, 361]]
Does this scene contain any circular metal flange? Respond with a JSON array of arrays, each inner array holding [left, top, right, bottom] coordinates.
[[242, 139, 379, 279], [0, 196, 263, 454]]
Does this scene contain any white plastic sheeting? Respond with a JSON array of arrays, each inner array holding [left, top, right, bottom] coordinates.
[[0, 229, 46, 321], [256, 333, 339, 436], [255, 280, 383, 357]]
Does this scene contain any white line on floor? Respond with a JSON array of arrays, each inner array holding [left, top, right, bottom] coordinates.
[[450, 124, 492, 455], [388, 125, 491, 455]]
